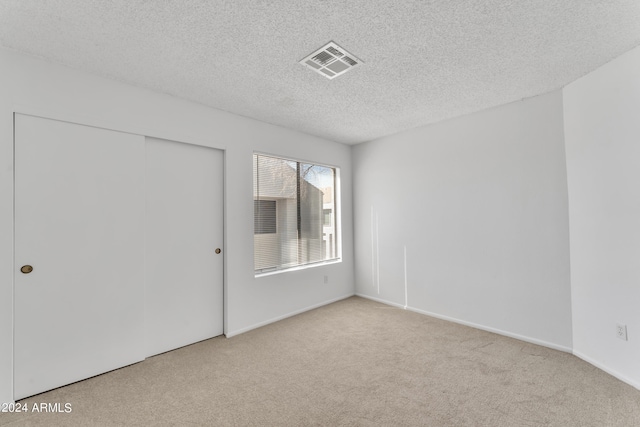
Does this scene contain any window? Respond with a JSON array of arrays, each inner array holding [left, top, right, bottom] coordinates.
[[254, 200, 276, 234], [323, 209, 332, 226], [253, 153, 339, 273]]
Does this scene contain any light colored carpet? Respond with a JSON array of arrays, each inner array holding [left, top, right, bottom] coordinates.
[[2, 296, 639, 426]]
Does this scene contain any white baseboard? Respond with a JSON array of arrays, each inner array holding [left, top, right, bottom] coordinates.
[[573, 350, 640, 391], [225, 293, 355, 338], [355, 293, 406, 309], [355, 293, 573, 353]]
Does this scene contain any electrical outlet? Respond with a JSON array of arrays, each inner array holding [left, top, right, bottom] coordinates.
[[616, 324, 628, 341], [323, 275, 328, 284]]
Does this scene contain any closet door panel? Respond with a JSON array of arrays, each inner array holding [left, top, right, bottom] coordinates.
[[14, 114, 145, 400], [145, 137, 224, 357]]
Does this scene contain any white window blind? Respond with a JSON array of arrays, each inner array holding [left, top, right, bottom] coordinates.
[[253, 154, 338, 273]]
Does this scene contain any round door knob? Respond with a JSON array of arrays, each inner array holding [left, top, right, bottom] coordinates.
[[21, 265, 33, 274], [215, 248, 221, 254]]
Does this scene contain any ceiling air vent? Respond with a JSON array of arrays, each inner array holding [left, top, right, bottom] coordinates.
[[299, 41, 363, 79]]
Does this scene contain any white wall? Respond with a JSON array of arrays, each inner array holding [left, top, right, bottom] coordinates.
[[0, 47, 354, 403], [564, 45, 640, 389], [353, 91, 573, 350]]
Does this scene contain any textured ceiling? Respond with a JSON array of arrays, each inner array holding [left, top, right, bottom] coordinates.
[[1, 1, 640, 144]]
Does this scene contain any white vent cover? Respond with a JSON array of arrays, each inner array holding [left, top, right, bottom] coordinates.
[[299, 41, 362, 79]]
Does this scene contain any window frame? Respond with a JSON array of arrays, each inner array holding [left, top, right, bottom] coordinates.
[[253, 152, 342, 276]]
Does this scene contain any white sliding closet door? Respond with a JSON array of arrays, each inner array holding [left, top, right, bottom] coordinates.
[[145, 137, 224, 357], [14, 114, 146, 400]]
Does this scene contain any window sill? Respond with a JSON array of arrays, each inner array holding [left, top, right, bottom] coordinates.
[[254, 258, 342, 278]]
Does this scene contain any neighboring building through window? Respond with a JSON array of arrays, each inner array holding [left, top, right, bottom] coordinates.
[[254, 200, 276, 234], [253, 153, 339, 273]]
